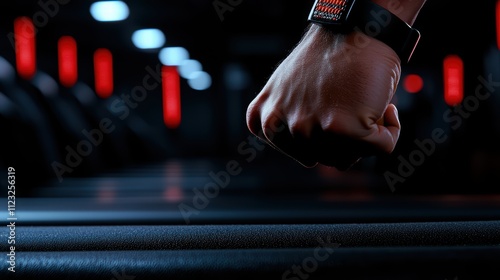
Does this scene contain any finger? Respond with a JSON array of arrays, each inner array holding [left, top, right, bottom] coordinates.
[[247, 101, 319, 168], [246, 98, 263, 137], [363, 103, 401, 154], [262, 115, 318, 168], [313, 130, 367, 171], [384, 104, 401, 145]]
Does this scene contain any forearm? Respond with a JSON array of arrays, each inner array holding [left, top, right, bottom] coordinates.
[[371, 0, 427, 25]]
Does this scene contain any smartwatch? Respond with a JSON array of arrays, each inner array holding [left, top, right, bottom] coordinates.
[[308, 0, 421, 64]]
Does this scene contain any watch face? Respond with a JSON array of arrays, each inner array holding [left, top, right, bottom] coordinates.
[[308, 0, 356, 25]]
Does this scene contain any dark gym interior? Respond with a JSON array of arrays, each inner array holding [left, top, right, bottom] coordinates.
[[1, 0, 500, 279]]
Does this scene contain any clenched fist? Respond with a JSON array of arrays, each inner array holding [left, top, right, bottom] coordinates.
[[246, 24, 402, 170]]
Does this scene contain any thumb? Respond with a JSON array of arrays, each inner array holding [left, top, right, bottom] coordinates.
[[364, 104, 401, 154]]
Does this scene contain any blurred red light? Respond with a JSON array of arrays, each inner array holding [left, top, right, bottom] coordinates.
[[14, 17, 36, 80], [162, 66, 181, 129], [93, 48, 114, 98], [403, 74, 424, 94], [496, 0, 500, 49], [443, 55, 464, 106], [58, 36, 78, 88]]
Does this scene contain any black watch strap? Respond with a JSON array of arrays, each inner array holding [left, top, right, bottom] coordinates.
[[308, 0, 421, 64]]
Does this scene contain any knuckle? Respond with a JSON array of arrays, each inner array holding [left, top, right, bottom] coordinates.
[[245, 101, 261, 135], [288, 119, 311, 139]]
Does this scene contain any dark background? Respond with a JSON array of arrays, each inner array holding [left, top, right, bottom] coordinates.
[[0, 0, 499, 196]]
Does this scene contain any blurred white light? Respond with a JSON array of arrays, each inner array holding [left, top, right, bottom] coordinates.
[[132, 29, 166, 49], [159, 47, 189, 66], [178, 59, 202, 79], [188, 71, 212, 91], [90, 1, 129, 22]]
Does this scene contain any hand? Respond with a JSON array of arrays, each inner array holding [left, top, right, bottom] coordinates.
[[246, 24, 402, 170]]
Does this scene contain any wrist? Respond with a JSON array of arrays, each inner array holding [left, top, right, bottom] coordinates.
[[307, 23, 400, 66], [307, 0, 422, 64]]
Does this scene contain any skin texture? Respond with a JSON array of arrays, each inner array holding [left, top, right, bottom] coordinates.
[[246, 0, 427, 170]]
